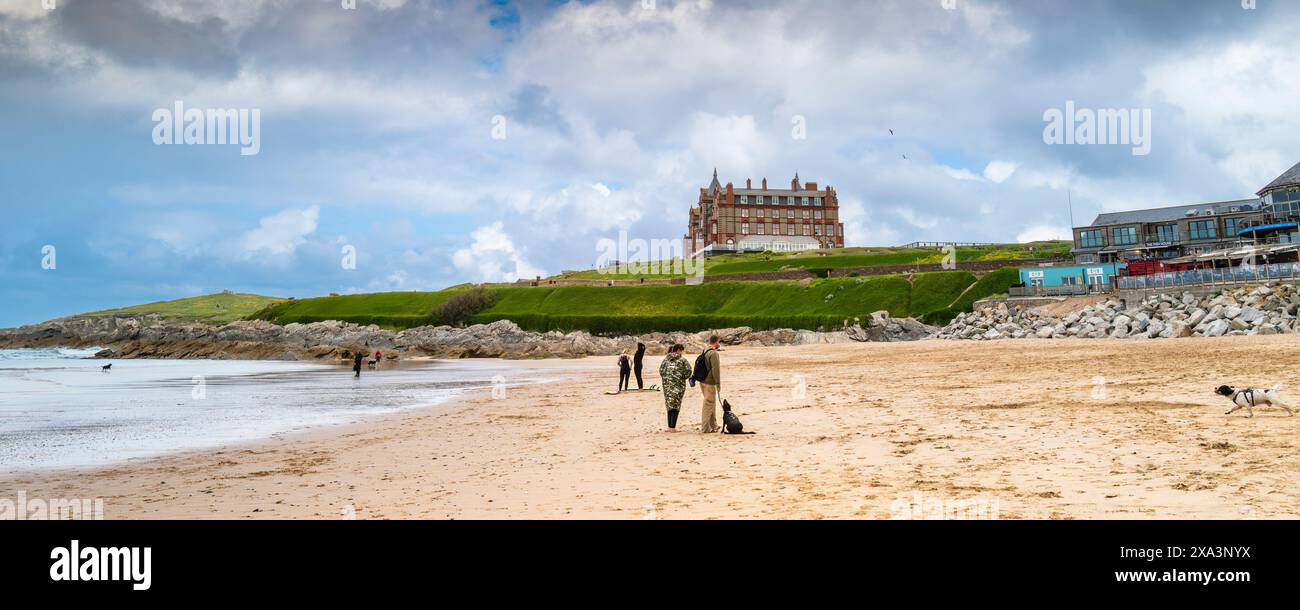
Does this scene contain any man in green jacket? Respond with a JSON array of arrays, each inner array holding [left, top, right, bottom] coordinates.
[[698, 335, 722, 434]]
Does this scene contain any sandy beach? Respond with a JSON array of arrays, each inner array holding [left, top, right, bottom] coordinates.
[[5, 336, 1300, 520]]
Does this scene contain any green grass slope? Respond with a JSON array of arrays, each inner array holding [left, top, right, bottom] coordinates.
[[85, 293, 285, 324], [919, 267, 1021, 326], [249, 270, 1004, 334], [249, 291, 462, 328]]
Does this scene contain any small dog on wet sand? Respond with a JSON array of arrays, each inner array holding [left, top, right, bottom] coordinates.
[[101, 363, 112, 372], [1216, 385, 1294, 418]]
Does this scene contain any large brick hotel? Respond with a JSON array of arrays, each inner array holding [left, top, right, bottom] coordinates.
[[685, 170, 846, 255]]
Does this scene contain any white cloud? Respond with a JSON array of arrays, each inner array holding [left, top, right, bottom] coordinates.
[[240, 205, 319, 257], [1016, 224, 1069, 243], [688, 113, 769, 178], [452, 222, 544, 283], [893, 207, 941, 230], [983, 160, 1019, 184], [942, 166, 985, 182]]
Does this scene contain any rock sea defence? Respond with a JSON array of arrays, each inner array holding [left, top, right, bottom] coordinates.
[[938, 283, 1300, 341]]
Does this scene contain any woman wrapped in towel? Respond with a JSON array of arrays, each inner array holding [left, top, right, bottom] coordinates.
[[658, 344, 692, 432]]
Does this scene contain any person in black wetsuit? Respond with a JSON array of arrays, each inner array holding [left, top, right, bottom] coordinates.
[[616, 349, 631, 393], [633, 342, 646, 390], [353, 352, 364, 378]]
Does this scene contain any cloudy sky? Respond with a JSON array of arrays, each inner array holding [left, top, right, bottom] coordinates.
[[2, 0, 1298, 326]]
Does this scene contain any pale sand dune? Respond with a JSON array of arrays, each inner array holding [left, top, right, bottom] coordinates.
[[5, 336, 1300, 519]]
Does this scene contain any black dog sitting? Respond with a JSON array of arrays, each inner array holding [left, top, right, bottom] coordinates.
[[721, 400, 754, 435]]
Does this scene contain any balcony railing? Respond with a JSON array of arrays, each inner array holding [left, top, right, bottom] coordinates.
[[1118, 262, 1300, 291]]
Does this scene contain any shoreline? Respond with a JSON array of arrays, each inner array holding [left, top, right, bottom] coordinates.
[[4, 337, 1299, 519], [0, 356, 593, 477]]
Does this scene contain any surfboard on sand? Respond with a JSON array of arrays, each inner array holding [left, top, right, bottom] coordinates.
[[605, 387, 660, 395]]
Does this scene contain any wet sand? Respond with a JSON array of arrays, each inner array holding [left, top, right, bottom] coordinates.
[[5, 336, 1299, 519]]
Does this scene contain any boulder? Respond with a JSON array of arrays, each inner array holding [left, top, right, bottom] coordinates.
[[1204, 319, 1231, 337]]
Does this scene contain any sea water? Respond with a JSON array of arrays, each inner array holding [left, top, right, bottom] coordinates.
[[0, 348, 551, 470]]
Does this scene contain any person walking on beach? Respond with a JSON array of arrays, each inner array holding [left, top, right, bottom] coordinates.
[[633, 342, 646, 390], [696, 335, 722, 433], [353, 351, 364, 378], [658, 344, 691, 432], [616, 348, 632, 393]]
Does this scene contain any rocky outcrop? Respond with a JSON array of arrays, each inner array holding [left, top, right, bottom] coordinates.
[[845, 310, 937, 343], [0, 312, 938, 361], [938, 282, 1300, 341]]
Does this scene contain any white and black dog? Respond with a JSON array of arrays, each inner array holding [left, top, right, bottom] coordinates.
[[1216, 385, 1294, 418]]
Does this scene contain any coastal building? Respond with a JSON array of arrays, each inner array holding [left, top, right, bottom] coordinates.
[[1019, 262, 1128, 293], [685, 170, 846, 255], [1070, 161, 1300, 266]]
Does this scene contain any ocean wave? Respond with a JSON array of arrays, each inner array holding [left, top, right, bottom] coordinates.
[[0, 347, 103, 361]]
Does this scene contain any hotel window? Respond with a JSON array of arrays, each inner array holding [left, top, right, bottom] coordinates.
[[802, 210, 811, 219], [826, 224, 835, 235], [712, 223, 718, 234], [837, 225, 843, 236], [1188, 220, 1217, 240], [742, 223, 749, 234], [756, 224, 764, 235], [787, 209, 795, 218], [802, 225, 811, 236], [1111, 226, 1137, 245], [778, 196, 786, 204], [800, 196, 808, 205], [787, 225, 796, 236], [1078, 229, 1104, 248], [739, 195, 747, 204], [756, 209, 764, 218], [814, 198, 823, 206], [741, 208, 748, 218], [1154, 224, 1178, 242], [814, 210, 823, 219], [1224, 217, 1243, 236], [814, 225, 822, 236]]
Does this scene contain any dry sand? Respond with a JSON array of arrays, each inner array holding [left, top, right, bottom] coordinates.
[[5, 336, 1300, 519]]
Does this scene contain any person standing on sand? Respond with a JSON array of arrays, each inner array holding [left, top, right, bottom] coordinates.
[[697, 335, 722, 433], [658, 344, 691, 432], [353, 352, 364, 378], [616, 348, 632, 393], [633, 342, 646, 390]]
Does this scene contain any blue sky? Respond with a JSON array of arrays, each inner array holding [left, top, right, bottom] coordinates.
[[2, 0, 1299, 326]]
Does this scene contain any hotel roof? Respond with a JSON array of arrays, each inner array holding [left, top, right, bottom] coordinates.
[[1088, 199, 1258, 226], [1257, 162, 1300, 196]]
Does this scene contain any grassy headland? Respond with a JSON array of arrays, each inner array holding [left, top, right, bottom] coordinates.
[[61, 243, 1050, 333], [247, 269, 1016, 334], [84, 293, 285, 324]]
